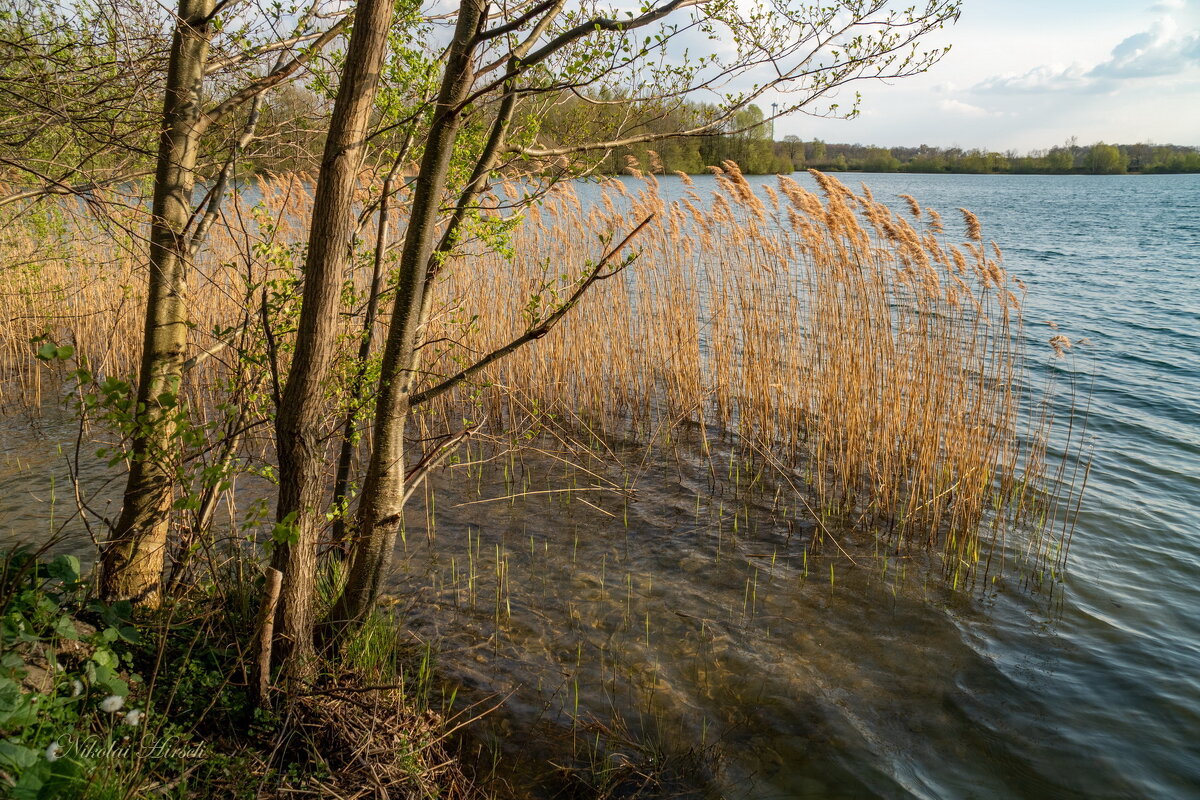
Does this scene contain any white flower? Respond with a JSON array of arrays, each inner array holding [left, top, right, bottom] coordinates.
[[99, 694, 125, 713], [45, 741, 62, 762], [122, 709, 143, 727], [71, 679, 84, 697]]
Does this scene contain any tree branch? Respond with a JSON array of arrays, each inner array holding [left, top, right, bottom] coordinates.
[[474, 0, 559, 43], [408, 214, 655, 407], [465, 0, 701, 105], [0, 167, 156, 209], [427, 0, 565, 272], [195, 13, 351, 135], [187, 94, 263, 257], [401, 423, 479, 506]]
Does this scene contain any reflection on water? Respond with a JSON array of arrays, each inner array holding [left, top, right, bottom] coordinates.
[[3, 173, 1199, 798]]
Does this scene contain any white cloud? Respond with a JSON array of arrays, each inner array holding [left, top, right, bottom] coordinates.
[[937, 98, 1002, 117], [1088, 21, 1200, 78], [776, 2, 1200, 150], [973, 14, 1200, 95], [973, 64, 1099, 94]]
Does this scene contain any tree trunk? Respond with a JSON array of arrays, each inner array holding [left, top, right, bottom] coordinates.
[[330, 139, 413, 546], [271, 0, 397, 680], [328, 0, 487, 633], [100, 0, 216, 606]]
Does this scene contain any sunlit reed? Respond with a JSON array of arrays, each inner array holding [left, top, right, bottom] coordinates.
[[0, 165, 1083, 582]]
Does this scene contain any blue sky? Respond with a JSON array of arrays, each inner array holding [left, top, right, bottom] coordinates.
[[772, 0, 1200, 150]]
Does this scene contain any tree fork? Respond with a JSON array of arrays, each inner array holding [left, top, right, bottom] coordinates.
[[270, 0, 400, 682], [326, 0, 489, 637]]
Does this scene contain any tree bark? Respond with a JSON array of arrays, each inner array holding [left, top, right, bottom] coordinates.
[[271, 0, 397, 680], [331, 136, 414, 546], [327, 0, 487, 633], [100, 0, 216, 606]]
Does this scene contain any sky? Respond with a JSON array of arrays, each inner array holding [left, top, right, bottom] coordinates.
[[770, 0, 1200, 151]]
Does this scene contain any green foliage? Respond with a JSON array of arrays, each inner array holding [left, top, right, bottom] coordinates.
[[1084, 142, 1127, 174], [861, 147, 901, 173], [0, 547, 149, 799], [31, 334, 74, 364], [1044, 147, 1075, 173], [0, 0, 164, 188], [269, 511, 300, 552], [1140, 147, 1200, 173], [539, 98, 789, 175], [0, 549, 327, 798]]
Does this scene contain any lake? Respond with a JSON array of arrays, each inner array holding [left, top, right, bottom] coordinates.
[[2, 172, 1198, 798]]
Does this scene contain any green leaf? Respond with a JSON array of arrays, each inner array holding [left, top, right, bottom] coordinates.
[[271, 511, 300, 547], [53, 615, 78, 641], [97, 673, 129, 697], [36, 342, 58, 361], [46, 555, 80, 585], [10, 761, 47, 800], [47, 756, 86, 791], [172, 495, 200, 511], [0, 678, 39, 728], [0, 739, 39, 770], [91, 648, 117, 669]]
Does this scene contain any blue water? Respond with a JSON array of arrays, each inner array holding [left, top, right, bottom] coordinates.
[[858, 173, 1200, 799], [756, 172, 1200, 796]]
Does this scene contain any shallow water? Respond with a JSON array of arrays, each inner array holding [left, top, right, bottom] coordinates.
[[3, 173, 1199, 798]]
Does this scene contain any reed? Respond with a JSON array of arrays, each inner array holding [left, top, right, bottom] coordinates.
[[0, 165, 1084, 580]]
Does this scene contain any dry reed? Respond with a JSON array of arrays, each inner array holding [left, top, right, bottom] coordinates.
[[0, 165, 1081, 581]]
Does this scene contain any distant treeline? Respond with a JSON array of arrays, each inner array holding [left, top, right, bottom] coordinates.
[[239, 88, 1200, 176], [790, 139, 1200, 175], [548, 99, 1200, 176], [607, 131, 1200, 176]]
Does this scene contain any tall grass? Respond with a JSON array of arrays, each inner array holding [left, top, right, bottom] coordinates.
[[0, 165, 1085, 582]]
